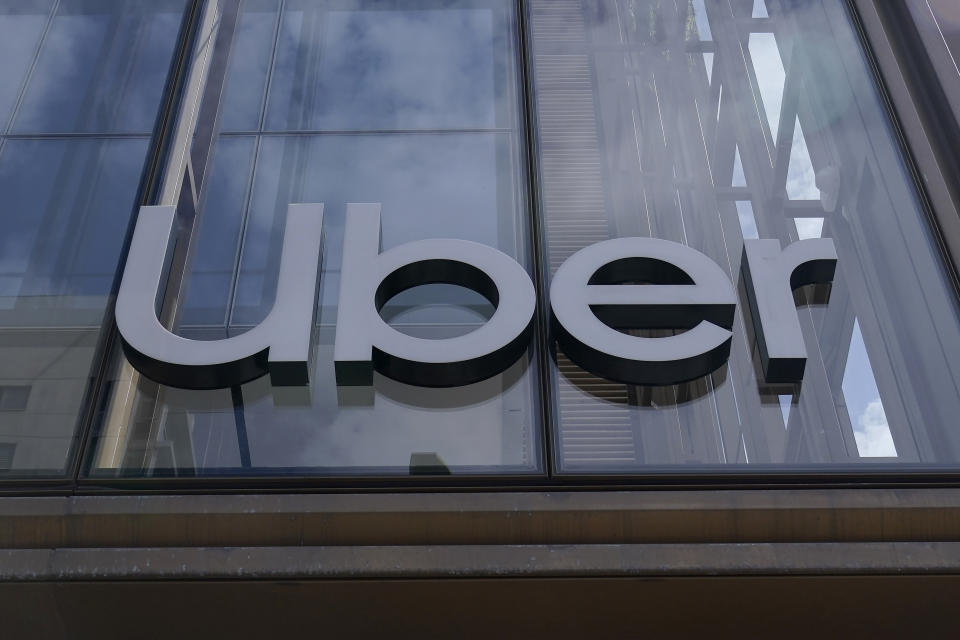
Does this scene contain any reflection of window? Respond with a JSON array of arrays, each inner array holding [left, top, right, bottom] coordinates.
[[0, 386, 30, 412], [0, 443, 14, 470]]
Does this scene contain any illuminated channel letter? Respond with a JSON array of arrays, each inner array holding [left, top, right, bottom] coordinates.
[[741, 238, 838, 383], [550, 238, 737, 385], [334, 203, 536, 387], [116, 204, 324, 389]]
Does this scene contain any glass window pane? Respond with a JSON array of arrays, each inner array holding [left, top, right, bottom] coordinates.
[[0, 0, 188, 476], [13, 0, 186, 134], [265, 1, 500, 131], [0, 0, 54, 127], [218, 0, 279, 132], [87, 0, 540, 478], [530, 0, 960, 472]]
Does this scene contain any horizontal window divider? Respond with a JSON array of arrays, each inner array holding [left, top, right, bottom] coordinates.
[[217, 127, 515, 136], [0, 132, 153, 139]]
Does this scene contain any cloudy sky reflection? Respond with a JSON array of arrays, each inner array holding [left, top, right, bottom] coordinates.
[[136, 0, 538, 475]]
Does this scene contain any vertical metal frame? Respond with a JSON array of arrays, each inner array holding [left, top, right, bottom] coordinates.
[[68, 0, 212, 485], [850, 0, 960, 292], [516, 0, 557, 481]]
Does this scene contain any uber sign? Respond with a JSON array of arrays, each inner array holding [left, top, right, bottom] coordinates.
[[116, 203, 837, 390]]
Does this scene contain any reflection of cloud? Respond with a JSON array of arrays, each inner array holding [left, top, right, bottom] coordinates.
[[0, 12, 47, 124], [226, 130, 507, 325], [794, 217, 823, 239], [748, 32, 785, 139], [219, 8, 277, 131], [0, 138, 146, 320], [854, 398, 897, 457], [736, 201, 758, 239], [15, 3, 184, 134], [268, 8, 496, 131], [231, 345, 534, 470], [787, 118, 820, 200]]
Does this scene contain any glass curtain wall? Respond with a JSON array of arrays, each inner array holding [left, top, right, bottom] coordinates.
[[530, 0, 960, 472], [74, 0, 960, 482], [0, 0, 188, 476], [86, 0, 540, 477]]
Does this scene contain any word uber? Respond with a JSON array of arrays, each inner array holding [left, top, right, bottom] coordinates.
[[116, 203, 837, 391]]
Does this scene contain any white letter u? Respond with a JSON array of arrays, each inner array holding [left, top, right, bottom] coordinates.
[[115, 203, 324, 389]]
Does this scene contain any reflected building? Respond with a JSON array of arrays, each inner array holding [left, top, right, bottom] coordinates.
[[2, 0, 960, 636]]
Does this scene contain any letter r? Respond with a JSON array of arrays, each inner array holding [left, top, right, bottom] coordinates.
[[741, 238, 838, 383]]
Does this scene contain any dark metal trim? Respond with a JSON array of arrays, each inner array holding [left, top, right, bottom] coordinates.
[[849, 0, 960, 295], [516, 0, 555, 477]]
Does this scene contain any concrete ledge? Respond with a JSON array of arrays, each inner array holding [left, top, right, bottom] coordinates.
[[5, 573, 960, 639], [3, 542, 960, 581], [2, 489, 960, 548]]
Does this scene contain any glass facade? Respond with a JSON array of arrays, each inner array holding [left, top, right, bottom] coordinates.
[[88, 0, 540, 477], [0, 0, 958, 483], [0, 0, 188, 475], [531, 0, 960, 472]]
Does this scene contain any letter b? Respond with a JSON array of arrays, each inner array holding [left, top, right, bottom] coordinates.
[[334, 203, 536, 387]]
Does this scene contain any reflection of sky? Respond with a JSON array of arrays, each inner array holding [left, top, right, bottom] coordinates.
[[794, 217, 823, 240], [748, 32, 785, 140], [786, 117, 820, 200], [158, 1, 530, 473], [752, 0, 769, 19], [227, 132, 507, 325], [0, 1, 183, 324], [788, 118, 824, 239], [13, 1, 186, 134], [267, 7, 497, 131], [842, 319, 896, 457], [183, 128, 511, 326], [217, 5, 278, 132], [0, 8, 49, 126], [0, 138, 147, 321], [733, 146, 746, 186], [735, 201, 758, 239], [241, 344, 531, 469], [691, 0, 712, 41], [181, 137, 257, 325], [159, 333, 536, 471]]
